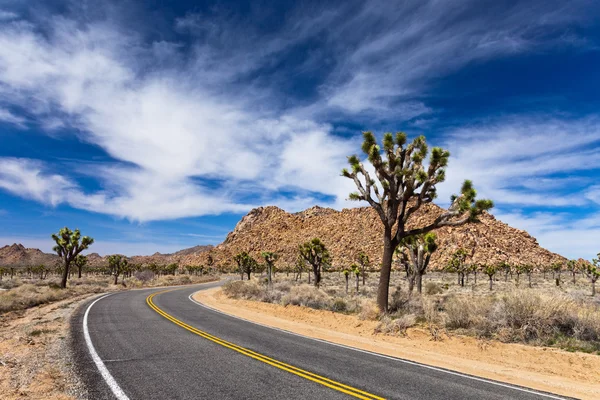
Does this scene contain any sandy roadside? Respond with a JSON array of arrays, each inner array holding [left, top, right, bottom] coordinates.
[[194, 287, 600, 400], [0, 294, 98, 400]]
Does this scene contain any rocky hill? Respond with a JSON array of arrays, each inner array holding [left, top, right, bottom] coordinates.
[[178, 205, 566, 271]]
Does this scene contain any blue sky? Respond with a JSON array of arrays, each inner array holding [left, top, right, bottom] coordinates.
[[1, 0, 600, 258]]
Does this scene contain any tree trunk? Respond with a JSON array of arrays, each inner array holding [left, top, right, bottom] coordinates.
[[377, 230, 395, 312], [247, 270, 251, 280], [240, 270, 244, 280], [416, 272, 423, 294], [345, 275, 349, 293], [78, 265, 83, 279], [60, 259, 70, 289], [308, 271, 311, 284], [474, 271, 477, 285], [572, 271, 576, 284], [362, 268, 366, 286], [267, 265, 272, 287], [489, 276, 493, 291], [114, 273, 118, 285], [314, 267, 321, 287], [356, 275, 359, 293], [408, 275, 415, 293]]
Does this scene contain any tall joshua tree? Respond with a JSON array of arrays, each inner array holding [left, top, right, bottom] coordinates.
[[107, 254, 128, 285], [233, 252, 257, 280], [52, 227, 94, 289], [261, 251, 279, 287], [298, 238, 331, 287], [585, 255, 600, 296], [402, 233, 438, 294], [343, 131, 493, 311], [74, 255, 88, 279]]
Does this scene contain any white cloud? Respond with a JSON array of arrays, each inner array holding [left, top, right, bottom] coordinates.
[[319, 0, 595, 115], [437, 118, 600, 207], [0, 107, 26, 127]]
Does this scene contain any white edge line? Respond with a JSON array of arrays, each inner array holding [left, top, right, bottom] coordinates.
[[83, 294, 130, 400], [188, 290, 567, 400]]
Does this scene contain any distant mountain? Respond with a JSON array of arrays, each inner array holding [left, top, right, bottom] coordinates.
[[0, 243, 59, 267], [0, 244, 213, 268]]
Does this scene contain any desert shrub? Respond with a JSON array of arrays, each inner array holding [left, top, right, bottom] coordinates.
[[424, 282, 444, 295], [331, 297, 347, 312], [388, 286, 409, 313], [574, 307, 600, 342], [281, 284, 332, 310], [375, 314, 416, 336], [135, 270, 155, 282], [0, 278, 22, 290], [222, 280, 264, 300], [358, 299, 380, 320]]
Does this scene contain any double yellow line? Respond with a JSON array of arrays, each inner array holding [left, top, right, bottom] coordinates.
[[146, 290, 385, 400]]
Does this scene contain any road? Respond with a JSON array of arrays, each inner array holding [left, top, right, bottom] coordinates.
[[71, 281, 568, 400]]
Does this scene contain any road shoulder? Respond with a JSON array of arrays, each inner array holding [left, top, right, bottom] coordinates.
[[194, 287, 600, 400]]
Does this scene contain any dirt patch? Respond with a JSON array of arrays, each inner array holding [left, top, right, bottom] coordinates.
[[195, 287, 600, 400], [0, 294, 97, 399]]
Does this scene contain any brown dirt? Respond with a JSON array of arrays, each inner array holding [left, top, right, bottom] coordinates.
[[0, 294, 97, 399], [195, 287, 600, 400]]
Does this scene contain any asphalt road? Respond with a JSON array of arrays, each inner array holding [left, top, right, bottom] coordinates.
[[71, 281, 569, 400]]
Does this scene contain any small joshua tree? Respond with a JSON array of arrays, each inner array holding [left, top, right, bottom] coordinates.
[[483, 264, 498, 291], [261, 251, 278, 287], [74, 255, 88, 279], [445, 248, 469, 287], [107, 254, 128, 285], [402, 233, 438, 294], [343, 268, 350, 293], [567, 260, 578, 284], [517, 264, 534, 288], [298, 238, 331, 287], [551, 262, 563, 286], [352, 264, 361, 293], [343, 131, 493, 311], [52, 227, 94, 288], [584, 255, 600, 296], [357, 252, 370, 286]]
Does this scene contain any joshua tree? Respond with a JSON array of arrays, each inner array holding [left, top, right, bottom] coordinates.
[[567, 260, 578, 284], [585, 256, 600, 296], [343, 268, 350, 293], [261, 251, 278, 287], [517, 264, 534, 288], [483, 264, 499, 291], [394, 247, 410, 277], [500, 262, 512, 282], [357, 252, 370, 285], [294, 256, 306, 281], [52, 227, 94, 289], [551, 262, 563, 286], [352, 264, 361, 293], [107, 254, 128, 285], [298, 238, 331, 287], [402, 233, 438, 294], [445, 248, 469, 287], [343, 131, 493, 311], [73, 255, 88, 279], [233, 252, 256, 280]]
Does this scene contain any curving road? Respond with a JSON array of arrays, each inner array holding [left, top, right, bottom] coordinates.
[[71, 281, 569, 400]]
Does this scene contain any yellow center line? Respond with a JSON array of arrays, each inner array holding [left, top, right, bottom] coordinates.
[[146, 289, 385, 400]]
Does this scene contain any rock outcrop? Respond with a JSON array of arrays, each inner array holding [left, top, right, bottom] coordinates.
[[180, 205, 566, 270]]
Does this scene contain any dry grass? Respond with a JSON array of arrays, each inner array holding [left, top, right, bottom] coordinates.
[[0, 273, 219, 315], [222, 271, 600, 353]]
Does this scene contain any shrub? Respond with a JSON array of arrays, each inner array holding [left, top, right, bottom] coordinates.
[[135, 270, 155, 282], [281, 285, 332, 310], [424, 282, 444, 295], [358, 299, 380, 320], [331, 297, 347, 312], [375, 314, 416, 336], [222, 280, 263, 299]]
